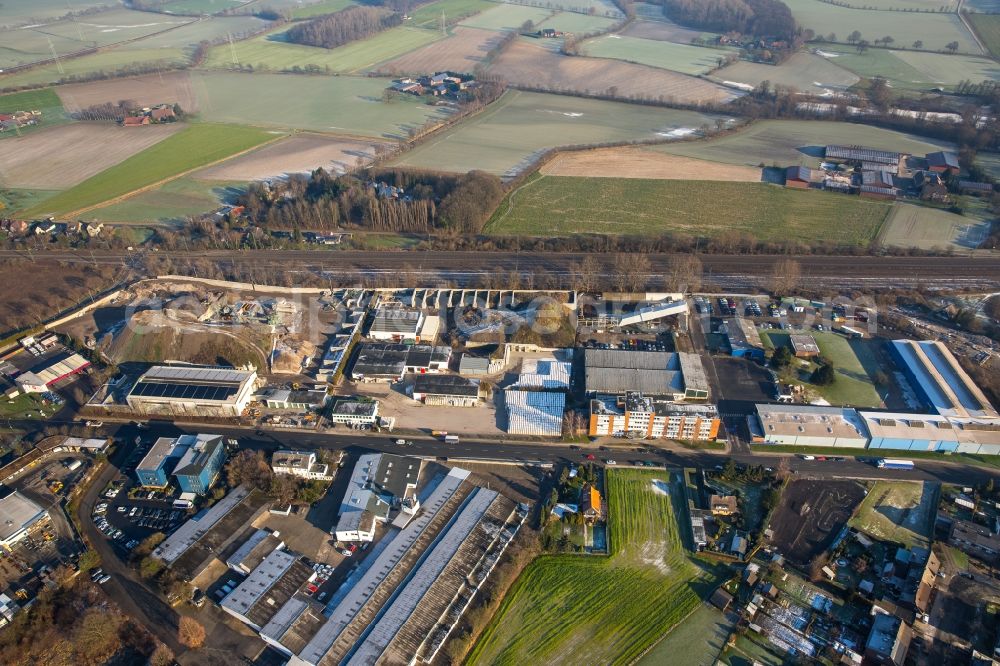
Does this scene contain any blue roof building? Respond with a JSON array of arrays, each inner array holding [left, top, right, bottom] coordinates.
[[173, 434, 226, 496], [136, 436, 189, 488]]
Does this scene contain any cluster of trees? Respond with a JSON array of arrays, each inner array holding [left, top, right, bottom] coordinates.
[[286, 6, 402, 49], [657, 0, 796, 40], [224, 450, 330, 505]]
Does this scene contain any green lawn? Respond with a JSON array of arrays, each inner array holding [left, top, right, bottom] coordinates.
[[190, 71, 451, 138], [0, 88, 70, 138], [657, 119, 954, 168], [486, 175, 890, 245], [21, 123, 274, 217], [534, 11, 620, 35], [584, 35, 732, 75], [458, 3, 554, 30], [160, 0, 246, 14], [0, 0, 114, 29], [763, 330, 883, 406], [970, 13, 1000, 59], [0, 393, 49, 419], [879, 203, 992, 251], [848, 481, 935, 549], [288, 0, 358, 19], [468, 470, 721, 665], [408, 0, 497, 28], [202, 25, 441, 73], [637, 602, 734, 666], [82, 177, 244, 225], [0, 188, 60, 214]]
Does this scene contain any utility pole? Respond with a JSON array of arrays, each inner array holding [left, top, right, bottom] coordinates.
[[47, 36, 64, 75], [228, 32, 239, 66]]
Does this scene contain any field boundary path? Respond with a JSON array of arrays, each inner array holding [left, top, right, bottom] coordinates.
[[958, 0, 989, 56], [58, 132, 287, 219], [488, 173, 544, 228]]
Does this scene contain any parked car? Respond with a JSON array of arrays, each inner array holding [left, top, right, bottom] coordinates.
[[605, 459, 617, 465], [98, 574, 111, 584], [341, 548, 353, 557]]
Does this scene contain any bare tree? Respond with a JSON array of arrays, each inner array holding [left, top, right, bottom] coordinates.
[[570, 255, 601, 293], [663, 254, 703, 292], [770, 258, 801, 295], [613, 253, 650, 293], [178, 617, 206, 649]]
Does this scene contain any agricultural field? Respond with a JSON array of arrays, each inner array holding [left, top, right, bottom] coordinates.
[[486, 175, 891, 245], [534, 12, 620, 35], [468, 469, 720, 665], [408, 0, 498, 28], [392, 89, 722, 176], [540, 148, 762, 181], [879, 203, 992, 251], [782, 0, 982, 54], [287, 0, 358, 19], [620, 17, 717, 43], [583, 35, 732, 75], [767, 479, 867, 566], [195, 133, 379, 180], [459, 3, 554, 30], [21, 123, 274, 218], [378, 26, 501, 75], [0, 48, 188, 91], [657, 119, 954, 168], [0, 123, 183, 190], [848, 481, 936, 549], [967, 14, 1000, 59], [190, 71, 451, 138], [0, 87, 69, 137], [813, 45, 1000, 92], [202, 25, 441, 73], [976, 151, 1000, 179], [487, 40, 737, 105], [763, 330, 883, 407], [0, 0, 118, 29], [119, 14, 272, 50], [55, 71, 200, 113], [158, 0, 247, 14], [84, 177, 241, 225], [712, 51, 859, 94]]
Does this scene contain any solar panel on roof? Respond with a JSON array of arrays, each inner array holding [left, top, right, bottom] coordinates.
[[131, 381, 240, 402]]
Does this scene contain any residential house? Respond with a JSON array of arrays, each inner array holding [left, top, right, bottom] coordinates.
[[580, 484, 602, 522], [949, 519, 1000, 564], [709, 495, 738, 516], [914, 171, 949, 202], [150, 106, 176, 122], [865, 612, 911, 666], [271, 450, 332, 481]]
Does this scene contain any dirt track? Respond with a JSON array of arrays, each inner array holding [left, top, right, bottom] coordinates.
[[540, 147, 763, 181]]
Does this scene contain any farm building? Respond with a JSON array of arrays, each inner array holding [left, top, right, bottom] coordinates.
[[271, 450, 332, 481], [350, 344, 451, 382], [0, 492, 49, 549], [959, 180, 993, 196], [123, 115, 150, 127], [825, 145, 901, 165], [328, 399, 380, 427], [914, 171, 949, 202], [784, 166, 818, 189], [221, 549, 317, 632], [458, 353, 491, 376], [333, 453, 422, 543], [753, 404, 868, 448], [516, 356, 571, 389], [16, 352, 90, 393], [368, 307, 425, 342], [172, 434, 226, 496], [505, 390, 565, 436], [264, 389, 328, 411], [588, 392, 719, 441], [860, 185, 898, 201], [411, 374, 482, 407], [789, 335, 820, 358], [925, 151, 959, 174], [226, 529, 284, 574], [584, 349, 710, 400], [126, 365, 258, 417], [890, 340, 998, 419], [724, 318, 764, 361]]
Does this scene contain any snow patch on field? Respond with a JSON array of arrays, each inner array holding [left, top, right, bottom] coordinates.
[[722, 80, 755, 91], [657, 126, 696, 138], [650, 479, 670, 496], [814, 49, 840, 58]]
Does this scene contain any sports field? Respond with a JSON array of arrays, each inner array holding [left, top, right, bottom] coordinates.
[[21, 123, 273, 217], [468, 470, 718, 665], [879, 203, 991, 251], [84, 177, 241, 225], [202, 25, 441, 73], [486, 175, 891, 244], [583, 35, 732, 75], [392, 89, 721, 176], [969, 13, 1000, 59], [0, 88, 68, 137], [191, 71, 451, 138], [658, 119, 953, 167], [764, 330, 883, 407], [814, 45, 1000, 91], [848, 481, 935, 549], [783, 0, 981, 54], [0, 48, 188, 90], [459, 3, 554, 30], [712, 51, 859, 94]]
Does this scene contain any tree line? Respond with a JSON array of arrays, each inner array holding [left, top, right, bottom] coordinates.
[[285, 6, 402, 49], [655, 0, 796, 40]]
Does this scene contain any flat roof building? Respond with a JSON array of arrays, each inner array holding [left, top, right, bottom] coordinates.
[[136, 436, 189, 488], [368, 307, 425, 342], [0, 492, 48, 549], [351, 344, 451, 382], [328, 399, 379, 427], [458, 354, 490, 376], [516, 357, 571, 390], [412, 374, 482, 407], [226, 529, 285, 574], [126, 365, 257, 417], [789, 334, 820, 358], [264, 389, 328, 411], [17, 352, 90, 392], [172, 434, 226, 496], [891, 340, 998, 419], [221, 549, 316, 631], [754, 404, 869, 448], [272, 450, 332, 481], [334, 453, 421, 542], [505, 390, 565, 436], [725, 318, 764, 361], [589, 393, 719, 441], [584, 349, 709, 401]]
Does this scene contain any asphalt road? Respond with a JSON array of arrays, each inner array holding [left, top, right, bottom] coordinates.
[[6, 249, 1000, 289]]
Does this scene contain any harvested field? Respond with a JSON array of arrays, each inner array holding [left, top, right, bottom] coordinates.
[[56, 72, 200, 113], [619, 18, 716, 43], [195, 134, 379, 180], [487, 40, 737, 105], [711, 51, 859, 95], [379, 26, 502, 75], [540, 148, 762, 181], [0, 123, 183, 190], [879, 203, 992, 251], [767, 479, 866, 566]]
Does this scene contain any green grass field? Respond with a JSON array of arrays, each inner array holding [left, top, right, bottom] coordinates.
[[21, 123, 273, 217], [763, 330, 883, 406], [0, 88, 69, 138], [637, 602, 734, 666], [969, 13, 1000, 59], [468, 470, 719, 665], [83, 177, 243, 225], [0, 0, 114, 29], [190, 71, 450, 138], [392, 89, 721, 175], [288, 0, 358, 18], [120, 14, 271, 50], [202, 25, 440, 73], [408, 0, 497, 28], [879, 203, 991, 251], [0, 188, 60, 213], [459, 3, 554, 30], [583, 35, 731, 75], [657, 119, 954, 168], [713, 51, 859, 94], [534, 11, 620, 35], [783, 0, 981, 54], [0, 48, 188, 91], [486, 175, 891, 244], [813, 45, 1000, 91], [848, 481, 935, 549], [160, 0, 246, 14]]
